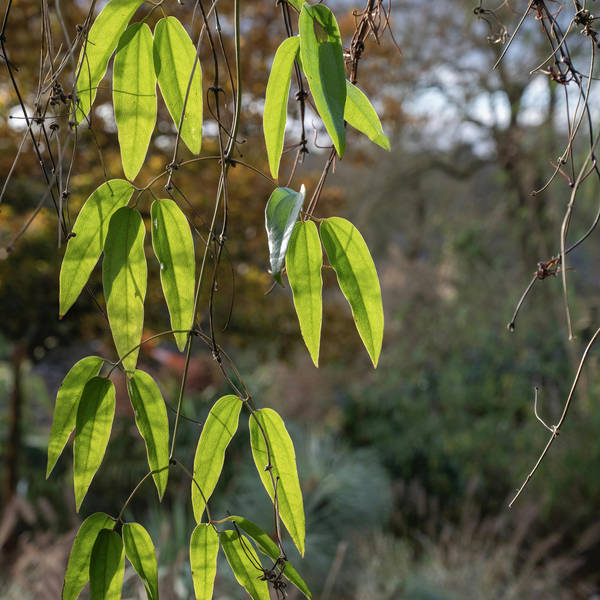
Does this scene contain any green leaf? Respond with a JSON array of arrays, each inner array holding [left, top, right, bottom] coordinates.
[[226, 516, 312, 599], [59, 180, 133, 318], [127, 370, 170, 500], [62, 512, 116, 600], [74, 377, 116, 511], [123, 523, 159, 600], [286, 0, 304, 12], [191, 395, 242, 522], [75, 0, 144, 123], [89, 529, 125, 600], [153, 16, 203, 154], [220, 530, 270, 600], [265, 186, 305, 284], [190, 524, 219, 600], [47, 356, 104, 478], [114, 22, 157, 180], [299, 4, 346, 157], [286, 221, 322, 366], [319, 217, 383, 367], [103, 206, 147, 375], [151, 199, 195, 351], [249, 408, 305, 556], [264, 36, 300, 179], [344, 80, 390, 151]]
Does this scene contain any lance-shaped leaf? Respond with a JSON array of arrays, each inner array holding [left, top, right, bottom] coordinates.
[[151, 199, 195, 351], [190, 524, 219, 600], [192, 395, 242, 522], [127, 370, 170, 500], [221, 530, 270, 600], [320, 217, 383, 367], [249, 408, 305, 556], [344, 80, 390, 151], [153, 16, 203, 154], [264, 36, 300, 179], [47, 356, 104, 478], [74, 377, 116, 511], [286, 221, 322, 366], [59, 180, 133, 318], [265, 186, 305, 284], [89, 529, 125, 600], [114, 22, 157, 180], [299, 4, 346, 157], [62, 512, 116, 600], [103, 207, 147, 375], [123, 523, 159, 600], [75, 0, 144, 123], [226, 516, 312, 599]]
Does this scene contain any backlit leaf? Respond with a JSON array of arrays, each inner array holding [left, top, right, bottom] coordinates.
[[320, 217, 383, 367], [123, 523, 159, 600], [221, 530, 269, 600], [264, 36, 300, 179], [114, 22, 157, 180], [249, 408, 305, 556], [75, 0, 144, 123], [153, 16, 202, 154], [62, 512, 115, 600], [190, 524, 219, 600], [344, 80, 390, 151], [89, 529, 125, 600], [299, 4, 346, 157], [127, 370, 170, 500], [192, 395, 242, 522], [59, 180, 133, 318], [226, 516, 312, 599], [74, 377, 116, 511], [151, 199, 195, 351], [265, 186, 305, 284], [286, 221, 322, 366], [47, 356, 104, 478], [103, 206, 147, 375]]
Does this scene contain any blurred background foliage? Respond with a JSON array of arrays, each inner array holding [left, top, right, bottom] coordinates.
[[2, 0, 600, 597]]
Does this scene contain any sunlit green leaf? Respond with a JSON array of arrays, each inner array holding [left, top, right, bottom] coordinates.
[[74, 377, 116, 511], [299, 4, 346, 157], [344, 80, 390, 151], [320, 217, 383, 367], [264, 36, 300, 179], [47, 356, 104, 478], [75, 0, 144, 123], [249, 408, 305, 556], [153, 16, 202, 154], [114, 22, 157, 180], [286, 221, 322, 366], [151, 199, 195, 351], [127, 370, 170, 500], [265, 186, 305, 284], [123, 522, 159, 600], [226, 516, 312, 599], [190, 524, 219, 600], [220, 530, 269, 600], [286, 0, 304, 11], [89, 529, 125, 600], [59, 180, 133, 318], [192, 395, 242, 523], [62, 512, 115, 600], [103, 206, 147, 375]]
